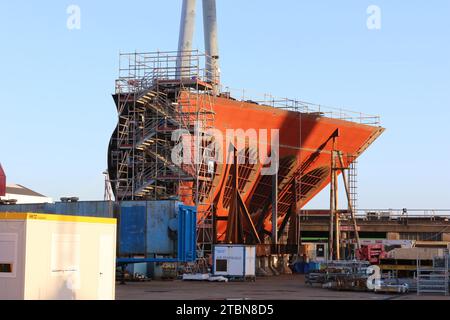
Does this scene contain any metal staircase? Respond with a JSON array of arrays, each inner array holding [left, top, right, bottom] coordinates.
[[112, 50, 218, 261], [347, 155, 358, 214], [176, 85, 218, 259]]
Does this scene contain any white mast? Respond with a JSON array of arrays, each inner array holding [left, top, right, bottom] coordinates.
[[177, 0, 221, 94], [202, 0, 220, 95], [177, 0, 197, 79]]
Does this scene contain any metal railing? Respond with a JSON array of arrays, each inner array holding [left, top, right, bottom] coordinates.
[[300, 209, 450, 220], [116, 50, 216, 94], [219, 86, 381, 126], [356, 209, 450, 220], [116, 50, 381, 126]]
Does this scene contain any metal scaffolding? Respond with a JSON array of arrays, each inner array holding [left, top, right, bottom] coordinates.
[[347, 155, 358, 213], [328, 134, 361, 260], [111, 50, 218, 259], [417, 253, 449, 296]]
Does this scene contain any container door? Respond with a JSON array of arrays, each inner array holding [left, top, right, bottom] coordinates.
[[245, 246, 256, 276], [316, 244, 325, 257], [228, 246, 244, 277], [119, 205, 146, 255], [177, 205, 197, 263], [98, 235, 115, 300], [0, 233, 18, 279]]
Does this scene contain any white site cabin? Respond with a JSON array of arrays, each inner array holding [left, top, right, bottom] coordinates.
[[0, 213, 117, 300], [213, 245, 256, 279]]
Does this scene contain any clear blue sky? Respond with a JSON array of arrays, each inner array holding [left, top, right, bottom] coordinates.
[[0, 1, 449, 209]]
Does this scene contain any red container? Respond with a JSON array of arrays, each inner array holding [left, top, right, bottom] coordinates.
[[357, 244, 385, 264], [0, 164, 6, 197]]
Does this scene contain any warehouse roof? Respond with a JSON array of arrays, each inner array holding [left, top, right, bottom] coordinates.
[[5, 184, 47, 198]]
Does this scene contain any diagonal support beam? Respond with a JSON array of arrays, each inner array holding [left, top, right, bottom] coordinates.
[[337, 152, 361, 250], [277, 204, 294, 241], [225, 146, 261, 244], [237, 192, 261, 244]]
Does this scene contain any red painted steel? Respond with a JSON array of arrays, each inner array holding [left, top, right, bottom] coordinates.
[[0, 164, 6, 197], [178, 94, 384, 241]]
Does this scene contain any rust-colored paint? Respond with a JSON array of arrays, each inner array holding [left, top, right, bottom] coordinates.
[[0, 163, 5, 197], [179, 93, 384, 241]]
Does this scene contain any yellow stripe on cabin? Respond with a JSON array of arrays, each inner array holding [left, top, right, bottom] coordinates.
[[0, 212, 116, 225]]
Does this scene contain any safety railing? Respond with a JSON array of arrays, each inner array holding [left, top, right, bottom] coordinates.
[[115, 50, 381, 126], [356, 209, 450, 220], [300, 209, 450, 220], [219, 87, 381, 126], [116, 50, 216, 94]]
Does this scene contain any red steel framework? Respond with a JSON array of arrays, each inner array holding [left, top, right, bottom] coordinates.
[[0, 164, 5, 197], [108, 50, 384, 259]]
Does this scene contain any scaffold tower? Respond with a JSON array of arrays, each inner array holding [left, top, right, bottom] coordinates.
[[110, 50, 218, 260]]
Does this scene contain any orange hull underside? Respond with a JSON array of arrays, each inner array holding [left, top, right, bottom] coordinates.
[[180, 94, 384, 241]]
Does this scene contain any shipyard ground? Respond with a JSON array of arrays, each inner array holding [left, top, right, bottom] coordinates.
[[116, 275, 450, 300]]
